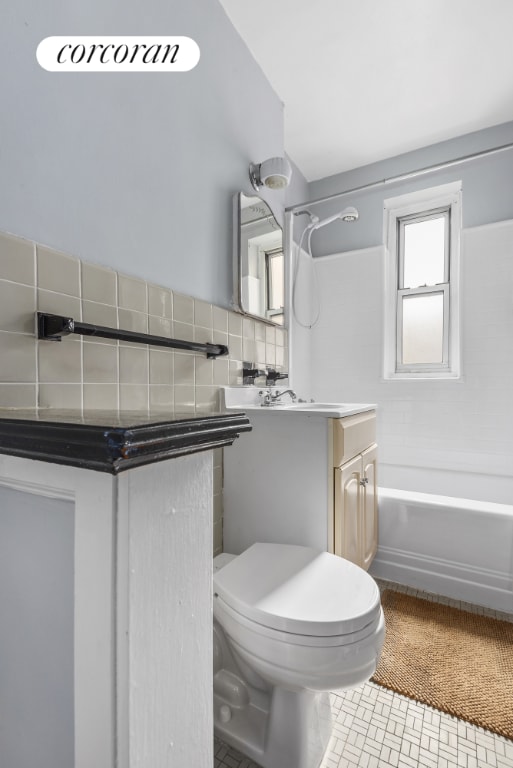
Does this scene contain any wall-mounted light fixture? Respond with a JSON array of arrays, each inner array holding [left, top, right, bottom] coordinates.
[[249, 156, 292, 191]]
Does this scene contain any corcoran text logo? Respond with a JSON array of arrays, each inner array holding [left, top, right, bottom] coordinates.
[[37, 36, 200, 72]]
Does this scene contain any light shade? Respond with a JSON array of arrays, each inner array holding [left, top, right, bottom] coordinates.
[[249, 156, 292, 191]]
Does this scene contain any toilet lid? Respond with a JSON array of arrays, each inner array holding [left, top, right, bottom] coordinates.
[[213, 543, 381, 637]]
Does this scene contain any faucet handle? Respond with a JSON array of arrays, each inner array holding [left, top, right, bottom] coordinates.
[[258, 389, 273, 406]]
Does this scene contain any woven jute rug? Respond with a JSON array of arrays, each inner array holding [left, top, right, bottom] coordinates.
[[372, 590, 513, 739]]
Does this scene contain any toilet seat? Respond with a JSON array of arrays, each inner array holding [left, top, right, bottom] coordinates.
[[213, 543, 381, 643]]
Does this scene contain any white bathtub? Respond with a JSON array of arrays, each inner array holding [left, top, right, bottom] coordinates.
[[370, 487, 513, 614]]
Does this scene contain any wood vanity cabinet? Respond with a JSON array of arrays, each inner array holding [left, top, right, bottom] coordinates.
[[332, 412, 378, 570]]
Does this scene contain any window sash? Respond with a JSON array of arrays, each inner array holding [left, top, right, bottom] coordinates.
[[397, 207, 451, 290], [265, 249, 284, 316], [396, 284, 450, 372]]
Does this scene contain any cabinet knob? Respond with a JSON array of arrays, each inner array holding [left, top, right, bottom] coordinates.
[[359, 477, 369, 486]]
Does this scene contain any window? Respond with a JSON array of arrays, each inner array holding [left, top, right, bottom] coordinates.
[[383, 182, 461, 379], [265, 248, 284, 324]]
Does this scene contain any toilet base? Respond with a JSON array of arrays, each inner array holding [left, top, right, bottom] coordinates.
[[214, 683, 333, 768]]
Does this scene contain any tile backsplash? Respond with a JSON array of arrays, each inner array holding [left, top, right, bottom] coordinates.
[[0, 228, 288, 555], [0, 229, 288, 412]]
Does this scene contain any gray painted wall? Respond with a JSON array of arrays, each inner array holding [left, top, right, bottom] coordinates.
[[0, 487, 74, 768], [303, 121, 513, 258], [0, 0, 302, 309]]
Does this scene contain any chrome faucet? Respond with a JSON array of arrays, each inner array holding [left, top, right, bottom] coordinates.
[[258, 388, 297, 406], [270, 389, 297, 404]]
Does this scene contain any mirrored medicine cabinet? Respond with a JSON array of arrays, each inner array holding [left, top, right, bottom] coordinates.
[[233, 192, 285, 326]]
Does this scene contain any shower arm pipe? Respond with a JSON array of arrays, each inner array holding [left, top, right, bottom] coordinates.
[[285, 141, 513, 214]]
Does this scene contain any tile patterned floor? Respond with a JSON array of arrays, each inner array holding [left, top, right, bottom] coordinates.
[[214, 582, 513, 768]]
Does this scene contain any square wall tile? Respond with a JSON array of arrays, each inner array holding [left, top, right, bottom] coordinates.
[[118, 308, 148, 336], [195, 385, 217, 412], [148, 284, 172, 319], [83, 384, 119, 411], [228, 335, 242, 360], [242, 317, 254, 339], [174, 385, 195, 411], [174, 353, 195, 385], [173, 293, 194, 325], [81, 262, 117, 305], [37, 245, 81, 297], [229, 360, 243, 385], [149, 349, 174, 385], [194, 325, 215, 344], [118, 274, 148, 314], [213, 492, 222, 523], [0, 332, 37, 382], [119, 346, 149, 386], [149, 315, 172, 338], [0, 384, 37, 409], [265, 344, 276, 367], [173, 321, 194, 343], [0, 280, 36, 334], [213, 306, 228, 333], [0, 232, 35, 285], [149, 385, 174, 410], [275, 346, 286, 367], [255, 322, 266, 342], [82, 301, 118, 344], [213, 466, 223, 498], [38, 289, 82, 323], [228, 312, 243, 337], [213, 359, 230, 386], [39, 383, 82, 410], [83, 342, 118, 383], [119, 384, 148, 411], [194, 300, 212, 329], [195, 357, 213, 386], [38, 338, 82, 382]]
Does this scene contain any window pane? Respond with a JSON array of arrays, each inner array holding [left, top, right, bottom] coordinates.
[[267, 252, 284, 311], [402, 216, 446, 288], [402, 293, 444, 365]]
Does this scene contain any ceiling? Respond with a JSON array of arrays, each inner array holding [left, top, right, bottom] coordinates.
[[219, 0, 513, 182]]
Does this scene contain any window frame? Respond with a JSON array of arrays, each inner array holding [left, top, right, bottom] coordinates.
[[383, 182, 461, 380], [264, 247, 285, 322]]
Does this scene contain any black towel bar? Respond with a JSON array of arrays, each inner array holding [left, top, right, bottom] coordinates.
[[37, 312, 229, 359]]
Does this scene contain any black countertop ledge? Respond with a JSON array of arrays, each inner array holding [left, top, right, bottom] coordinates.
[[0, 409, 252, 474]]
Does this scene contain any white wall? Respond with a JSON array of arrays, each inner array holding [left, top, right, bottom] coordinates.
[[304, 219, 513, 504]]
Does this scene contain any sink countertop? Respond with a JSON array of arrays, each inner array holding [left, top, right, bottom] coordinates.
[[220, 387, 375, 418], [0, 408, 252, 473]]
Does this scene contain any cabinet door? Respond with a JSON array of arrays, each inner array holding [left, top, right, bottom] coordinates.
[[360, 443, 378, 571], [334, 453, 362, 565]]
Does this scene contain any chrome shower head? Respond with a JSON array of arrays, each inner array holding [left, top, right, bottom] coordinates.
[[340, 206, 359, 222], [308, 206, 359, 230]]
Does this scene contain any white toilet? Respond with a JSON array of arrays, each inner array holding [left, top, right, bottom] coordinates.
[[213, 542, 385, 768]]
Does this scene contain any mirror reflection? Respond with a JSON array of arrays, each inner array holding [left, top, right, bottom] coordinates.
[[235, 192, 284, 325]]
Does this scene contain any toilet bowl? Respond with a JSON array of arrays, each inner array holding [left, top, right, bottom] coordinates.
[[213, 543, 385, 768]]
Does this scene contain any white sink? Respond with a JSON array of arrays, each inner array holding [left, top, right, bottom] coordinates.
[[221, 387, 375, 418]]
